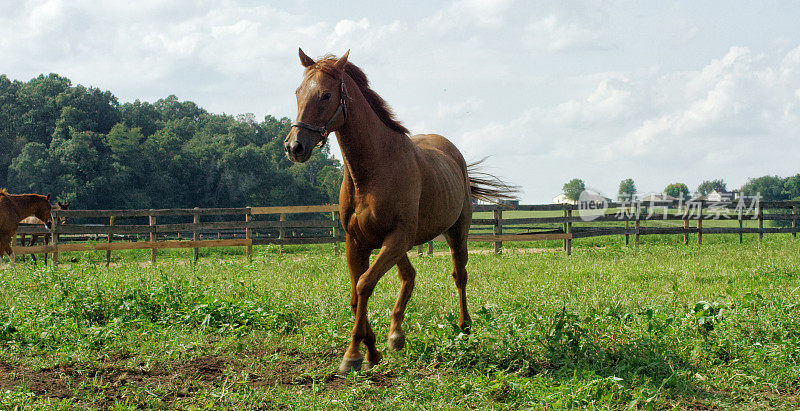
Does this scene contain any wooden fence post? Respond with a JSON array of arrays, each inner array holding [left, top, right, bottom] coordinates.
[[331, 211, 340, 257], [279, 213, 286, 255], [245, 209, 253, 260], [625, 219, 630, 246], [51, 215, 59, 266], [697, 202, 703, 245], [634, 204, 640, 248], [149, 214, 156, 264], [562, 207, 568, 253], [757, 203, 763, 242], [10, 233, 16, 266], [106, 215, 115, 266], [193, 208, 200, 262], [738, 206, 743, 244], [683, 203, 689, 245], [428, 240, 434, 255], [493, 207, 503, 255], [565, 209, 572, 255], [792, 205, 797, 238], [417, 244, 423, 257]]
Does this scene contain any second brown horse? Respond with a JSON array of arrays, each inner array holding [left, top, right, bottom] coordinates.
[[284, 49, 515, 374], [0, 189, 53, 264]]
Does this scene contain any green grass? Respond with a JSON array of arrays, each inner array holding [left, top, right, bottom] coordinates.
[[0, 235, 799, 409]]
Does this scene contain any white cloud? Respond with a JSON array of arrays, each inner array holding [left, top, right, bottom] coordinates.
[[422, 0, 514, 32], [607, 46, 800, 161], [325, 18, 403, 51], [548, 77, 632, 127], [525, 14, 612, 52], [436, 98, 483, 119]]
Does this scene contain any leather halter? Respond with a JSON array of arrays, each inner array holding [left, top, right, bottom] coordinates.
[[291, 80, 347, 148]]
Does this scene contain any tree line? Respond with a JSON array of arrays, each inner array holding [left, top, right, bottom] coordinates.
[[561, 175, 800, 202], [0, 73, 342, 210]]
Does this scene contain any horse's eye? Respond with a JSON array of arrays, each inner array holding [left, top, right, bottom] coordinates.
[[321, 92, 331, 101]]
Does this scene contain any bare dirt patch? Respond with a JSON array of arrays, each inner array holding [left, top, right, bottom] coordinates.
[[0, 361, 77, 399], [0, 349, 398, 407]]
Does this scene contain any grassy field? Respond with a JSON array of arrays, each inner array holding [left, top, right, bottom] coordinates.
[[0, 235, 798, 409]]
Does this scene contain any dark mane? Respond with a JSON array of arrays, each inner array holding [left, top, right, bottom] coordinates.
[[312, 55, 410, 135]]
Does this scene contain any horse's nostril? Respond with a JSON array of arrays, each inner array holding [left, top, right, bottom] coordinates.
[[291, 141, 304, 156]]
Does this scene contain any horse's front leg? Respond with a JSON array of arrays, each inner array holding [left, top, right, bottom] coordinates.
[[340, 231, 410, 374], [388, 254, 416, 351], [1, 239, 13, 266], [342, 236, 371, 371]]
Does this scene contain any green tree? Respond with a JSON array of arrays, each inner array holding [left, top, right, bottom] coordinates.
[[697, 179, 727, 196], [121, 100, 162, 137], [7, 142, 57, 194], [740, 175, 786, 201], [783, 174, 800, 200], [563, 179, 586, 201], [0, 75, 23, 187], [664, 183, 690, 199], [618, 178, 637, 200], [1, 73, 342, 210], [54, 84, 120, 135], [16, 73, 72, 145]]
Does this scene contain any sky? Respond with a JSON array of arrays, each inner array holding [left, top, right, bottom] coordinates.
[[1, 0, 799, 203]]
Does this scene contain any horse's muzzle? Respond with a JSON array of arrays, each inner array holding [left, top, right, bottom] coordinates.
[[284, 133, 312, 163]]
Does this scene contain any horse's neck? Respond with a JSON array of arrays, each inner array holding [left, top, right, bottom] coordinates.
[[335, 77, 410, 192], [7, 195, 39, 221]]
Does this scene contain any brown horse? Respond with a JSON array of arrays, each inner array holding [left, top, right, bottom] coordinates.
[[19, 201, 70, 264], [284, 49, 515, 374], [0, 189, 53, 264]]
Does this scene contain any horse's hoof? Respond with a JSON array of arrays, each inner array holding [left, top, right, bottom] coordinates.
[[338, 355, 364, 375], [387, 332, 406, 351], [366, 350, 383, 365]]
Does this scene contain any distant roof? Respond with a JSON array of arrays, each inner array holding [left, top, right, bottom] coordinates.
[[641, 193, 677, 201]]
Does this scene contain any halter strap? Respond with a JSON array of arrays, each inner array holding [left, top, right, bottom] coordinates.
[[291, 81, 347, 148]]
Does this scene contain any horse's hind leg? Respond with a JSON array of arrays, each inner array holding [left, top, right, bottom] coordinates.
[[388, 254, 416, 351], [18, 234, 26, 263], [445, 220, 472, 333], [29, 235, 38, 264]]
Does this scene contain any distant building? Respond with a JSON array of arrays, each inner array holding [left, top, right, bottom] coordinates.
[[552, 194, 576, 204], [641, 193, 678, 202], [706, 189, 739, 202], [579, 192, 612, 204], [553, 192, 610, 205]]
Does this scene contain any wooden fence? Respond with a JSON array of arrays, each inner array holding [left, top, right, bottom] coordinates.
[[8, 200, 799, 265]]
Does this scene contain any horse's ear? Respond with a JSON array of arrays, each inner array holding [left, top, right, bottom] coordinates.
[[299, 48, 315, 67], [334, 50, 350, 72]]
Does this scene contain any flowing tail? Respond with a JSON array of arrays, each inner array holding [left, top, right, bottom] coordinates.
[[467, 159, 520, 203]]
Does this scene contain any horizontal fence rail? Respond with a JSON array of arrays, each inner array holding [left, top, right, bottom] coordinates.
[[8, 200, 798, 264]]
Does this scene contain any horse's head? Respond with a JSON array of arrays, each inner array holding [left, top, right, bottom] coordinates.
[[284, 48, 350, 163], [36, 193, 54, 229], [56, 201, 71, 225]]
